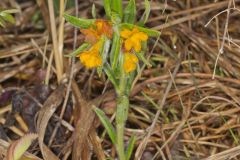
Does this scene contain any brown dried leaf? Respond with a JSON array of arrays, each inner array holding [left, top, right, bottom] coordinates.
[[36, 85, 65, 160], [6, 133, 38, 160]]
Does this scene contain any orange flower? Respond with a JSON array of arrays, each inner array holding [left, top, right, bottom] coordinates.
[[81, 27, 100, 44], [81, 19, 113, 44], [123, 53, 138, 73], [79, 41, 102, 68], [95, 19, 113, 39], [120, 27, 148, 52]]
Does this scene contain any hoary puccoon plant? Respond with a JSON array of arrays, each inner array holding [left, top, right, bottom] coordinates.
[[64, 0, 160, 159]]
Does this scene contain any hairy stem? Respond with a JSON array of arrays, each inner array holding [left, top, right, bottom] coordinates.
[[116, 95, 129, 160]]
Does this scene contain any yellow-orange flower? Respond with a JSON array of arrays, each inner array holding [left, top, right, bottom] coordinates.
[[81, 19, 113, 44], [123, 53, 138, 73], [120, 27, 148, 52], [95, 19, 113, 39], [80, 27, 100, 44], [79, 41, 102, 68]]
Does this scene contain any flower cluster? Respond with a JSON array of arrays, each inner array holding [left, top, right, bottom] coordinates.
[[120, 27, 148, 73], [78, 20, 113, 68], [78, 20, 148, 73]]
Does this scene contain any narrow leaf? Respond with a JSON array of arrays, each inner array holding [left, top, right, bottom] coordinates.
[[136, 51, 151, 67], [104, 63, 119, 90], [111, 11, 122, 24], [123, 0, 136, 24], [1, 9, 19, 14], [102, 37, 111, 64], [64, 43, 90, 57], [93, 106, 117, 144], [120, 23, 160, 37], [37, 85, 64, 160], [103, 0, 111, 19], [0, 17, 6, 28], [144, 0, 150, 24], [97, 37, 111, 76], [92, 3, 96, 19], [7, 133, 38, 160], [110, 31, 121, 70], [0, 12, 15, 24], [125, 135, 136, 160], [111, 0, 123, 19], [64, 13, 95, 29]]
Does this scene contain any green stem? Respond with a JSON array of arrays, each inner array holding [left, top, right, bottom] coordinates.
[[116, 94, 129, 160], [116, 67, 129, 160]]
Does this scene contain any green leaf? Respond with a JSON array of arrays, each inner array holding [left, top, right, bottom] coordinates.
[[0, 12, 15, 24], [120, 23, 160, 37], [0, 17, 6, 28], [123, 0, 136, 24], [103, 0, 111, 19], [102, 37, 111, 63], [111, 11, 122, 24], [111, 0, 123, 20], [92, 3, 96, 18], [136, 51, 151, 67], [64, 13, 95, 29], [7, 133, 38, 160], [64, 43, 90, 57], [93, 106, 116, 144], [125, 135, 136, 160], [110, 28, 121, 70], [2, 9, 19, 14], [127, 71, 136, 93], [98, 37, 111, 76], [104, 63, 119, 90], [142, 0, 150, 24]]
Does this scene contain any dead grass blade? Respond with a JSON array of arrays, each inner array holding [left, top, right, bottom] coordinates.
[[36, 85, 65, 160]]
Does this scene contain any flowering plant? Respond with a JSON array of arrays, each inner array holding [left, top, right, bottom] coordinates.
[[64, 0, 159, 159]]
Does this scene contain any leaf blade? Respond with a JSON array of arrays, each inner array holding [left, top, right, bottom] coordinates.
[[123, 0, 136, 24], [64, 13, 95, 29], [0, 12, 15, 24], [103, 0, 111, 19], [142, 0, 150, 24], [125, 135, 136, 160], [64, 43, 90, 57], [111, 0, 123, 20], [7, 133, 38, 160], [120, 23, 160, 37], [93, 106, 117, 144]]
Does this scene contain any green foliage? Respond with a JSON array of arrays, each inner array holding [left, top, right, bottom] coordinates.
[[93, 106, 117, 144], [98, 37, 111, 76], [125, 135, 136, 160], [142, 0, 151, 24], [64, 13, 95, 29], [64, 1, 160, 159], [110, 30, 121, 71], [120, 23, 160, 37], [92, 3, 96, 18], [7, 133, 38, 160], [64, 43, 90, 57], [0, 9, 18, 28], [104, 0, 112, 19], [123, 0, 136, 24], [135, 50, 152, 66], [111, 0, 123, 20], [104, 63, 119, 90]]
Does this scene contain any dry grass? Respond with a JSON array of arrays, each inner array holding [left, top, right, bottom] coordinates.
[[1, 0, 240, 160]]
